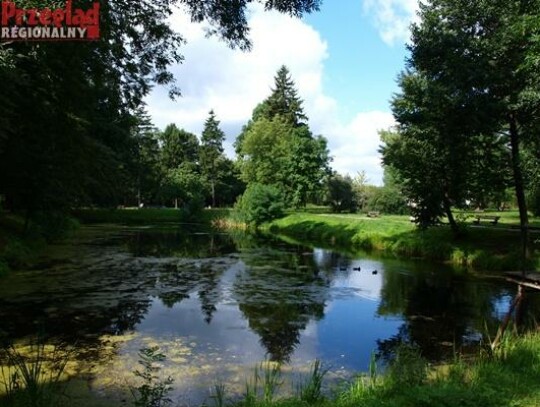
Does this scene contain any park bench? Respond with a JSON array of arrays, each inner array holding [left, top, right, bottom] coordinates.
[[472, 215, 501, 225], [367, 211, 380, 218]]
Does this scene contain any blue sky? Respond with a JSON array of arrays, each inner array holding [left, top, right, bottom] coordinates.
[[304, 1, 409, 120], [146, 0, 418, 185]]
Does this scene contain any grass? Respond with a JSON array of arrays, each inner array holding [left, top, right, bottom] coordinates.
[[2, 333, 540, 407], [0, 339, 72, 407], [0, 213, 46, 272], [73, 208, 231, 226], [210, 333, 540, 407], [267, 211, 540, 271]]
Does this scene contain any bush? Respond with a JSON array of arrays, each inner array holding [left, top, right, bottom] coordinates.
[[2, 239, 33, 269], [0, 259, 9, 276], [234, 184, 286, 226], [30, 211, 80, 242]]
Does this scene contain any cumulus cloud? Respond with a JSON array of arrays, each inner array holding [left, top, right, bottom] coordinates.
[[321, 111, 395, 185], [363, 0, 419, 46], [146, 5, 394, 185]]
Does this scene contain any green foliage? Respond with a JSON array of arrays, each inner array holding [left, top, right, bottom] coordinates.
[[1, 2, 322, 218], [405, 0, 540, 255], [239, 117, 290, 186], [29, 212, 80, 243], [325, 173, 357, 213], [1, 239, 34, 269], [238, 362, 284, 406], [0, 259, 9, 277], [0, 340, 71, 407], [210, 382, 227, 407], [234, 184, 286, 226], [269, 212, 538, 271], [200, 110, 227, 207], [160, 164, 207, 216], [160, 124, 200, 171], [214, 158, 246, 207], [386, 344, 428, 388], [131, 347, 173, 407], [236, 67, 330, 208], [264, 66, 308, 127], [297, 360, 327, 404]]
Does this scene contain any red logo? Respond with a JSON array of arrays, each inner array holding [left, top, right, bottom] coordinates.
[[1, 0, 100, 41]]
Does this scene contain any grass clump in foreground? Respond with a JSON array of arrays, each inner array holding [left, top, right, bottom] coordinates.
[[215, 334, 540, 407], [268, 212, 539, 271]]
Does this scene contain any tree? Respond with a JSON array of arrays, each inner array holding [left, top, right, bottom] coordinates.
[[0, 0, 323, 225], [238, 117, 290, 186], [409, 0, 540, 261], [283, 126, 331, 207], [325, 173, 357, 213], [132, 108, 163, 207], [161, 163, 207, 213], [352, 171, 370, 211], [200, 110, 226, 207], [160, 124, 199, 172], [264, 65, 308, 127], [213, 158, 246, 207], [236, 67, 330, 207], [234, 183, 286, 226], [235, 66, 308, 155]]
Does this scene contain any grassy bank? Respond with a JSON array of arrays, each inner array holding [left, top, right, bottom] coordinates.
[[73, 208, 231, 225], [0, 213, 48, 275], [268, 212, 539, 271], [3, 333, 540, 407], [229, 333, 540, 407]]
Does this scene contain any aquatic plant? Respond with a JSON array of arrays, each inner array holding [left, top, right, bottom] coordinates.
[[297, 360, 327, 404], [0, 339, 71, 407], [131, 346, 174, 407]]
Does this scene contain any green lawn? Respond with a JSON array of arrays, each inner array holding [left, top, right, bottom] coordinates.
[[72, 207, 232, 225], [268, 211, 539, 272]]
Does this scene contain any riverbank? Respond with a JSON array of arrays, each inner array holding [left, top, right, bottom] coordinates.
[[73, 208, 231, 225], [232, 332, 540, 407], [267, 212, 539, 272], [3, 332, 540, 407], [0, 209, 232, 274]]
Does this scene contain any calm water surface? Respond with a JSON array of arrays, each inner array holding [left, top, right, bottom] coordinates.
[[0, 225, 536, 404]]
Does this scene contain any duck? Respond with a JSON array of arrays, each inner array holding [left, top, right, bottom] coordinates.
[[352, 266, 361, 271], [372, 270, 378, 275]]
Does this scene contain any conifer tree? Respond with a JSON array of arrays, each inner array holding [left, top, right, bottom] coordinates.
[[200, 110, 226, 207]]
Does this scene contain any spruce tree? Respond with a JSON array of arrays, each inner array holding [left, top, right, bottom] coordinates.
[[200, 110, 226, 207]]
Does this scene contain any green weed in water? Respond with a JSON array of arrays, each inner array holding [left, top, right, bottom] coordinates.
[[297, 360, 327, 404], [0, 339, 71, 407], [209, 382, 227, 407], [131, 346, 174, 407]]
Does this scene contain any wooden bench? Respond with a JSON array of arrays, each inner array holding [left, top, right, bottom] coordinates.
[[472, 215, 501, 225], [367, 211, 380, 218]]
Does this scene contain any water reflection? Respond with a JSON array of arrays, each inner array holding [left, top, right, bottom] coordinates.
[[0, 225, 539, 401]]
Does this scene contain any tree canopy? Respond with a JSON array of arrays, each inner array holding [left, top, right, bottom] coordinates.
[[381, 0, 540, 262]]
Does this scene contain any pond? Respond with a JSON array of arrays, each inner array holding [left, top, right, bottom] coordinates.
[[0, 225, 537, 405]]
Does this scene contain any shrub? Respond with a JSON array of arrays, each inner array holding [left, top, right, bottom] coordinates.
[[0, 259, 9, 276], [234, 184, 286, 227]]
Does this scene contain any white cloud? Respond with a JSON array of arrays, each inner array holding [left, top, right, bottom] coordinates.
[[322, 111, 395, 185], [362, 0, 419, 46], [146, 5, 394, 185]]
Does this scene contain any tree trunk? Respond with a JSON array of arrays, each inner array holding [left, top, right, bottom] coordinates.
[[211, 180, 215, 208], [442, 190, 459, 237], [508, 114, 530, 273]]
